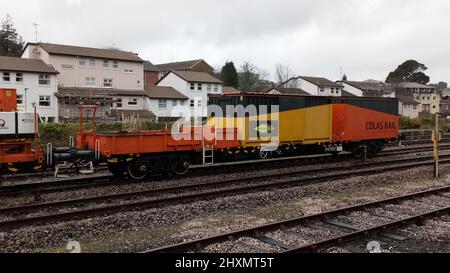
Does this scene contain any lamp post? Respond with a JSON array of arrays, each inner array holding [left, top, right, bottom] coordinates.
[[24, 88, 29, 112]]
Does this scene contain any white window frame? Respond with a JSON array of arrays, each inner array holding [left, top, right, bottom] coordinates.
[[78, 58, 87, 67], [62, 64, 74, 70], [128, 98, 138, 106], [190, 83, 195, 91], [112, 61, 119, 69], [85, 77, 96, 87], [39, 74, 51, 85], [103, 60, 109, 68], [39, 95, 51, 107], [16, 94, 24, 105], [103, 78, 113, 88], [88, 59, 96, 67], [158, 99, 167, 109], [207, 84, 212, 92], [197, 99, 202, 108], [198, 83, 202, 91], [180, 100, 186, 106], [2, 72, 11, 82], [172, 100, 178, 107], [116, 99, 123, 108], [124, 69, 134, 74], [190, 99, 195, 108], [214, 84, 218, 92], [15, 73, 24, 83]]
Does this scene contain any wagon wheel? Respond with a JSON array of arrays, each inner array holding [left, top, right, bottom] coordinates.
[[353, 146, 364, 159], [258, 150, 272, 159], [127, 160, 149, 180], [174, 158, 190, 175]]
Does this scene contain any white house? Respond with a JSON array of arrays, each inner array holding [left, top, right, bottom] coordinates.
[[21, 42, 145, 121], [338, 80, 395, 98], [0, 56, 59, 123], [282, 76, 343, 97], [144, 86, 189, 118], [156, 70, 223, 117]]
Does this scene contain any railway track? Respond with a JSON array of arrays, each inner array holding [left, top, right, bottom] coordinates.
[[0, 154, 449, 231], [144, 185, 450, 253], [0, 144, 447, 198]]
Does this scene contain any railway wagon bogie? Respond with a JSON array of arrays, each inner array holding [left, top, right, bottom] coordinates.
[[107, 151, 194, 179]]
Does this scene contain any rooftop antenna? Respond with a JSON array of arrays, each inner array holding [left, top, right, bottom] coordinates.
[[33, 23, 39, 43]]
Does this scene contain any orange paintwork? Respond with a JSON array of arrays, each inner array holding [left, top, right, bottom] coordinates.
[[78, 127, 240, 157], [332, 104, 399, 142], [0, 89, 17, 112], [0, 140, 43, 164]]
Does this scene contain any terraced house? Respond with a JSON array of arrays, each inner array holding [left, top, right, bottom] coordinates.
[[21, 42, 151, 120], [0, 56, 59, 122], [281, 76, 343, 97]]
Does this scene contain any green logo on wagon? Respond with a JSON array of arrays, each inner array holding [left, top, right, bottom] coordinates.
[[255, 124, 274, 134]]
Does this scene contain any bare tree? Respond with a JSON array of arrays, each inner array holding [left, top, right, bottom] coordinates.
[[274, 64, 295, 87], [238, 61, 274, 92]]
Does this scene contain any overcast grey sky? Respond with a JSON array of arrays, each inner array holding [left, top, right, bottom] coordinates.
[[2, 0, 450, 83]]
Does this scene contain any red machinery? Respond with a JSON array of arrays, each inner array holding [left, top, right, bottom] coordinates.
[[0, 89, 43, 173]]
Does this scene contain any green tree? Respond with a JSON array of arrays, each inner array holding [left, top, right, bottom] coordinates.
[[436, 81, 448, 91], [220, 61, 239, 88], [386, 60, 430, 84], [0, 14, 24, 57]]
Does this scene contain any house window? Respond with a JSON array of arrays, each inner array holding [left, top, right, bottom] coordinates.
[[158, 99, 167, 109], [39, 96, 51, 107], [88, 59, 96, 67], [173, 100, 178, 107], [124, 69, 134, 73], [320, 87, 324, 92], [112, 61, 119, 69], [207, 84, 211, 92], [62, 64, 74, 69], [190, 83, 195, 90], [180, 100, 185, 106], [198, 84, 202, 91], [116, 99, 123, 108], [214, 84, 218, 92], [17, 95, 23, 105], [190, 100, 195, 108], [103, 78, 113, 88], [3, 72, 10, 82], [85, 77, 96, 87], [16, 73, 23, 82], [128, 98, 138, 106], [39, 74, 51, 85], [103, 60, 109, 68], [197, 99, 202, 108], [79, 58, 86, 66]]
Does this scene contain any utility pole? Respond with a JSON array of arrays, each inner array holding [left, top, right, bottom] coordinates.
[[432, 113, 440, 178]]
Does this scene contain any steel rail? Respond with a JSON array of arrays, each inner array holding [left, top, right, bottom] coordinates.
[[144, 185, 450, 253], [0, 145, 446, 197], [0, 156, 449, 231]]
